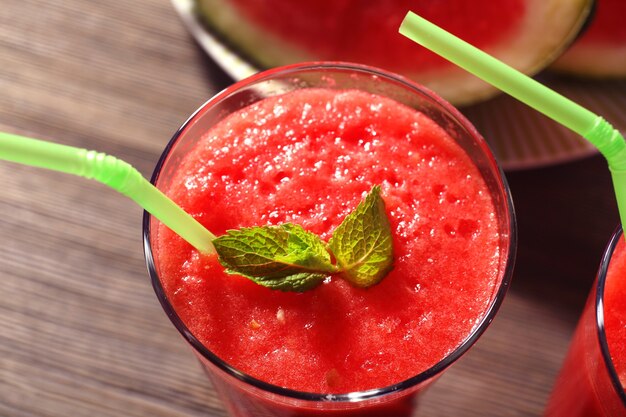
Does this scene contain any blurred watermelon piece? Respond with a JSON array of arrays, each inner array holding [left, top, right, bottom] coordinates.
[[196, 0, 593, 105], [551, 0, 626, 77]]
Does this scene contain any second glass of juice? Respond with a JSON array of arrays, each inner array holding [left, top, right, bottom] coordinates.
[[144, 62, 516, 416], [544, 227, 626, 417]]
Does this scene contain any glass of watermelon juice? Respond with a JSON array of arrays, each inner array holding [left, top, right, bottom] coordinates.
[[545, 228, 626, 417], [144, 62, 516, 416]]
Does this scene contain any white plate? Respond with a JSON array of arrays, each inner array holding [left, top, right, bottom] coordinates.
[[172, 0, 625, 171]]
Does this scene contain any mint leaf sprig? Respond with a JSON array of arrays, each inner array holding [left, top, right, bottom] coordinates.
[[212, 186, 394, 292]]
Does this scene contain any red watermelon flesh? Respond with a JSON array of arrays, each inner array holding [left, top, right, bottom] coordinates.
[[197, 0, 593, 104], [229, 0, 524, 71]]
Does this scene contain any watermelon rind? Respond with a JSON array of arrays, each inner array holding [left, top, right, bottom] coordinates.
[[550, 0, 626, 78], [551, 46, 626, 77]]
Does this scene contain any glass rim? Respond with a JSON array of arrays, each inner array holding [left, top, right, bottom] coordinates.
[[596, 226, 626, 408], [143, 61, 517, 403]]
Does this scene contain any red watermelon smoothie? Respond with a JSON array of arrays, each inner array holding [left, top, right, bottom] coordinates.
[[545, 228, 626, 417], [144, 63, 516, 416]]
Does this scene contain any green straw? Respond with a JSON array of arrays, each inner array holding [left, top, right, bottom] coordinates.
[[399, 11, 626, 227], [0, 132, 216, 253]]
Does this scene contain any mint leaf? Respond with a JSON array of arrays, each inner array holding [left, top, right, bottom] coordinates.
[[212, 186, 395, 292], [328, 186, 394, 288], [213, 223, 338, 292], [245, 272, 329, 292]]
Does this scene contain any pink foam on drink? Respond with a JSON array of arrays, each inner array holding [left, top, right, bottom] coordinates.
[[605, 238, 626, 387], [155, 88, 502, 393], [545, 237, 626, 417]]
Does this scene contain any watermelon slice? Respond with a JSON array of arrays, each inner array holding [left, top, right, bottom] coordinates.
[[551, 0, 626, 77], [196, 0, 593, 105]]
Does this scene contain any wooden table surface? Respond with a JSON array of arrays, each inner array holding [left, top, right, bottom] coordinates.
[[0, 1, 622, 416]]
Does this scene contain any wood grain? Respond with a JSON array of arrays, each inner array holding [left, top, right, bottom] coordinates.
[[0, 1, 621, 416]]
